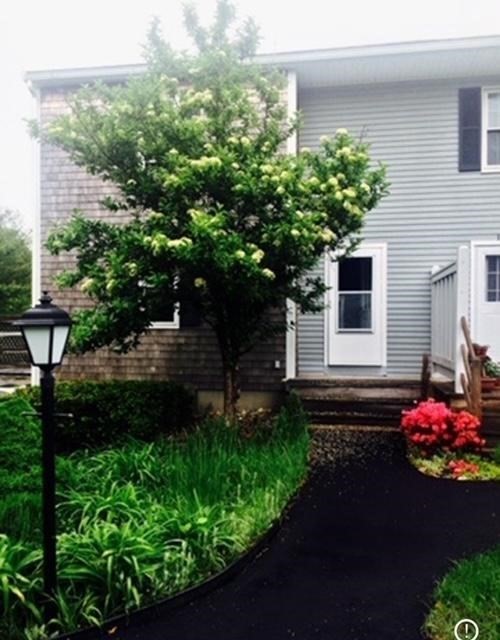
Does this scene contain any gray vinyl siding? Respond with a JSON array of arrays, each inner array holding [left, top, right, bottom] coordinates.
[[297, 76, 500, 377]]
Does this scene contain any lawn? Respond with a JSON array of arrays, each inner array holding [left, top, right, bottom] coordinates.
[[425, 547, 500, 640], [0, 391, 309, 639]]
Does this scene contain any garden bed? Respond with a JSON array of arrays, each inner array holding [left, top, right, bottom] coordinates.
[[409, 449, 500, 481], [0, 393, 309, 639]]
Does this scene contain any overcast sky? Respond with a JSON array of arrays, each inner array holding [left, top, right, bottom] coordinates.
[[1, 0, 500, 231]]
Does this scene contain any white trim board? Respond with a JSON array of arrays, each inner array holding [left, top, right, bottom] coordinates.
[[470, 239, 500, 340], [285, 70, 298, 380], [481, 86, 500, 173], [31, 88, 41, 387]]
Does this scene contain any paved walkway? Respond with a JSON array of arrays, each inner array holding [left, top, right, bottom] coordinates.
[[83, 429, 500, 640]]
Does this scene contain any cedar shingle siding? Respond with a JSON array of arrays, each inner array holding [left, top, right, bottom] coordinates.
[[40, 88, 285, 392]]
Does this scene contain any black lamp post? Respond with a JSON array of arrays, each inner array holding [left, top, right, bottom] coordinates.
[[14, 291, 72, 622]]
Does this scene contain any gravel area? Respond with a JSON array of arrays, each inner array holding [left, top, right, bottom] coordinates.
[[310, 425, 403, 468]]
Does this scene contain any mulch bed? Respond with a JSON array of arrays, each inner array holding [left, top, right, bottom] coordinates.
[[66, 428, 500, 640]]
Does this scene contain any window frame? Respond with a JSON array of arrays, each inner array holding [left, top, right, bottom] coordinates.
[[336, 291, 373, 333], [139, 278, 181, 330], [481, 87, 500, 173], [335, 256, 374, 334], [150, 305, 180, 330]]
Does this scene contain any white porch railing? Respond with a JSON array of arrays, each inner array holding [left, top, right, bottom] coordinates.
[[430, 246, 470, 392]]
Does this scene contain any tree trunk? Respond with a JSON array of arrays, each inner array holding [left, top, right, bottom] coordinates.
[[222, 360, 240, 418]]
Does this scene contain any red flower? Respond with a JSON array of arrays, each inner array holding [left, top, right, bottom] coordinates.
[[401, 399, 485, 454], [447, 459, 480, 478]]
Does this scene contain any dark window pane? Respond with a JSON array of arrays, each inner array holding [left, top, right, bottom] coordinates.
[[486, 255, 500, 275], [338, 257, 372, 291], [151, 295, 175, 322], [338, 293, 372, 330], [487, 130, 500, 165], [486, 255, 500, 302]]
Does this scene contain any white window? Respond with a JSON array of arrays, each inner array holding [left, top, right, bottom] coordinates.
[[486, 255, 500, 302], [482, 88, 500, 172], [139, 279, 180, 329], [151, 302, 180, 329]]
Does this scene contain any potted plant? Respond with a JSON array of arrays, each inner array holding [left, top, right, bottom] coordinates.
[[472, 344, 498, 392], [484, 359, 500, 387]]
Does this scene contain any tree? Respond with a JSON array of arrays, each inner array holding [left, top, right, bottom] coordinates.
[[0, 209, 31, 315], [32, 0, 389, 416]]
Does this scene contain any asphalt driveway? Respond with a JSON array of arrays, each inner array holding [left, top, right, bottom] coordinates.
[[78, 428, 500, 640]]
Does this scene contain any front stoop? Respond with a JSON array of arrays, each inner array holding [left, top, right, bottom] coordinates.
[[286, 378, 421, 427]]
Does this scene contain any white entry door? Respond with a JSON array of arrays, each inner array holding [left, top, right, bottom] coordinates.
[[473, 242, 500, 361], [327, 244, 387, 366]]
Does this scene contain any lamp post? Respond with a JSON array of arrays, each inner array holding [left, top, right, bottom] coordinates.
[[14, 291, 72, 622]]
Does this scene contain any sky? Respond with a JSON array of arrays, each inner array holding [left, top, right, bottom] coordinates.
[[1, 0, 500, 232]]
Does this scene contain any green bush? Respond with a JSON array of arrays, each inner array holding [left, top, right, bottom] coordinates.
[[492, 445, 500, 465], [17, 380, 195, 452], [0, 398, 42, 543], [1, 405, 310, 639]]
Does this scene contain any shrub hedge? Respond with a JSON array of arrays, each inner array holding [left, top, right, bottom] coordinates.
[[0, 397, 42, 542], [0, 396, 310, 639], [16, 380, 195, 453]]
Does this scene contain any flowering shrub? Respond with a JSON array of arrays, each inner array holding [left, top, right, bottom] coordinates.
[[447, 459, 481, 479], [33, 1, 388, 417], [401, 399, 485, 453], [449, 411, 485, 450]]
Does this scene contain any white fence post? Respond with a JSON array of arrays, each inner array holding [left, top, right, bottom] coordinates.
[[455, 245, 470, 392], [431, 261, 458, 378]]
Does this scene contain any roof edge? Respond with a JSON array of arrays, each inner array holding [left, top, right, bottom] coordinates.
[[25, 63, 147, 89], [25, 33, 500, 88]]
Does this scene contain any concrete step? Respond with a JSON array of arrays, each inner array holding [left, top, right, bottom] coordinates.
[[289, 378, 420, 427]]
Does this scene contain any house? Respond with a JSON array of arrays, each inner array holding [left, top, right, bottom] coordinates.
[[26, 35, 500, 414]]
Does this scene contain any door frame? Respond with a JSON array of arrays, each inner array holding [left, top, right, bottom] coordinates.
[[324, 242, 387, 367], [470, 239, 500, 342]]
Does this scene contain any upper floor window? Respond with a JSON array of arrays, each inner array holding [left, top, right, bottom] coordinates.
[[482, 88, 500, 172]]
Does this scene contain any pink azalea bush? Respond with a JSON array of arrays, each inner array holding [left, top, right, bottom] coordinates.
[[401, 399, 485, 454]]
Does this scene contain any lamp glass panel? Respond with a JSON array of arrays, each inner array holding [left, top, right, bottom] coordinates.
[[23, 326, 51, 365], [51, 325, 70, 365]]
